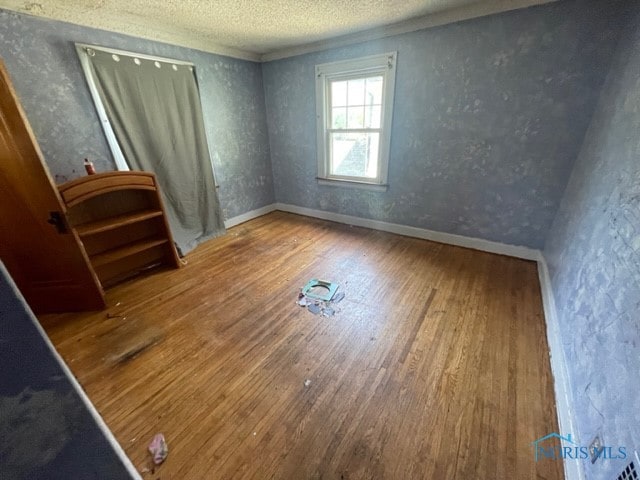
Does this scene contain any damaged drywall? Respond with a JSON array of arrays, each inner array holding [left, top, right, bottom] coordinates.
[[0, 262, 135, 479]]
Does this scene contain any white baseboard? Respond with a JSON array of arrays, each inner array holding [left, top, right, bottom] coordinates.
[[224, 204, 277, 229], [537, 255, 583, 480], [225, 204, 576, 478], [274, 202, 540, 261], [268, 203, 578, 478]]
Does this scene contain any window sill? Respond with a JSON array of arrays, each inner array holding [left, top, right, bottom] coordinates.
[[316, 177, 388, 192]]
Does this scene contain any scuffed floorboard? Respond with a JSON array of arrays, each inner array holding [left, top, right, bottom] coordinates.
[[40, 211, 562, 479]]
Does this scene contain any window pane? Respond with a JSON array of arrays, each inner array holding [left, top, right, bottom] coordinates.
[[331, 107, 347, 128], [347, 106, 364, 128], [331, 80, 347, 107], [347, 78, 365, 106], [365, 76, 383, 105], [364, 105, 381, 128], [330, 132, 380, 178]]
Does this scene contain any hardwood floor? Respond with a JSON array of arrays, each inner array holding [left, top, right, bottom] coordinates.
[[40, 212, 562, 479]]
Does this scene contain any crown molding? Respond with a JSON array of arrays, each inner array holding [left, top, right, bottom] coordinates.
[[260, 0, 557, 62], [1, 0, 557, 63], [0, 5, 261, 62]]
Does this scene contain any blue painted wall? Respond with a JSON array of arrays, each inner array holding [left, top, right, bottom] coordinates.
[[1, 1, 639, 477], [0, 9, 274, 221], [262, 0, 625, 248], [543, 5, 640, 478], [0, 261, 133, 479]]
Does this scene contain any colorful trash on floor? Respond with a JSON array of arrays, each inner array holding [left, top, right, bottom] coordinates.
[[296, 279, 343, 317], [148, 433, 168, 465]]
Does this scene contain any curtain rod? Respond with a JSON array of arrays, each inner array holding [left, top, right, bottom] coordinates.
[[75, 43, 195, 67]]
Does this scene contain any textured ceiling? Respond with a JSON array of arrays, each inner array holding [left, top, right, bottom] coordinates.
[[0, 0, 554, 61]]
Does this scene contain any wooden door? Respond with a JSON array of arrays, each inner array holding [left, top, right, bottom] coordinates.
[[0, 60, 106, 313]]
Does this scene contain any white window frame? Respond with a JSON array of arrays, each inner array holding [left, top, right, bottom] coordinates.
[[315, 52, 397, 191]]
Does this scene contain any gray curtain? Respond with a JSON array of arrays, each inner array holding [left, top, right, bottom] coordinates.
[[86, 49, 225, 255]]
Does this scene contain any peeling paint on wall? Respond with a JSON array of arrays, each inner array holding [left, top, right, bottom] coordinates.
[[262, 0, 626, 248], [0, 388, 80, 478], [0, 263, 132, 478]]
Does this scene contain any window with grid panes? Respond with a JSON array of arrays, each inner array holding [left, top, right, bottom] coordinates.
[[315, 53, 397, 190]]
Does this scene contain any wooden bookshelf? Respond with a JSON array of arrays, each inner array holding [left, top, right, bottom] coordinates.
[[58, 171, 181, 289], [90, 237, 169, 268], [75, 209, 163, 237]]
